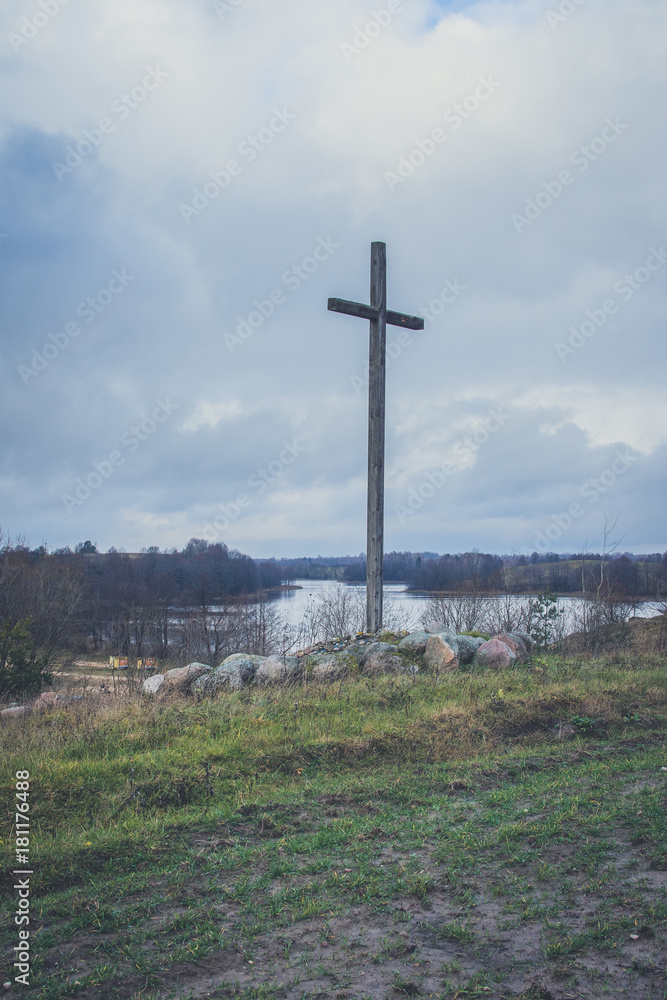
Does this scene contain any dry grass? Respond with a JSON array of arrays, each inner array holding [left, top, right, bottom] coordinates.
[[1, 650, 666, 999]]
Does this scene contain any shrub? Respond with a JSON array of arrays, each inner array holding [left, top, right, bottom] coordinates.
[[528, 589, 565, 650], [0, 618, 52, 698]]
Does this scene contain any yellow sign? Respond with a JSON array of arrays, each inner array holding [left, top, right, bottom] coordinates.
[[108, 657, 158, 670]]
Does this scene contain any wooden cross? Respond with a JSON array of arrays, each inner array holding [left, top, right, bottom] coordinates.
[[328, 242, 424, 633]]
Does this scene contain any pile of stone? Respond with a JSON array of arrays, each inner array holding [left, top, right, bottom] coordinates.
[[140, 624, 533, 697], [0, 690, 91, 720]]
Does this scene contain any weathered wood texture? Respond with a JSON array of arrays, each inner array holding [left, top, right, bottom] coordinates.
[[367, 242, 387, 634], [327, 243, 424, 631], [328, 298, 425, 331]]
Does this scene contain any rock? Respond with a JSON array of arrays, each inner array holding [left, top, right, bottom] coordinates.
[[222, 652, 266, 671], [473, 639, 516, 670], [494, 633, 528, 663], [360, 641, 398, 662], [307, 652, 357, 682], [254, 656, 301, 685], [424, 623, 459, 646], [375, 632, 404, 646], [172, 661, 211, 674], [398, 630, 430, 656], [142, 674, 165, 695], [362, 644, 408, 676], [193, 653, 266, 694], [192, 670, 235, 694], [511, 630, 533, 652], [337, 642, 365, 664], [33, 691, 59, 710], [424, 634, 459, 673], [1, 705, 30, 719], [298, 643, 321, 657], [456, 634, 485, 665], [162, 663, 211, 694]]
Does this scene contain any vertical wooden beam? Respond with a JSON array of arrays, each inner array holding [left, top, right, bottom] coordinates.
[[367, 242, 386, 633]]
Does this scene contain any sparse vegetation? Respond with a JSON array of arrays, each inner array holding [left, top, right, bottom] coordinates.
[[1, 647, 666, 999]]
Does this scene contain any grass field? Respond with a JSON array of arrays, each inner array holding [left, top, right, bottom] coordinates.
[[1, 650, 666, 999]]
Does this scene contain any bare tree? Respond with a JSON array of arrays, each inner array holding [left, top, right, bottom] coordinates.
[[483, 593, 532, 635], [0, 541, 86, 667], [290, 583, 418, 647], [421, 588, 489, 633], [570, 517, 634, 650], [173, 595, 288, 664], [300, 584, 367, 644]]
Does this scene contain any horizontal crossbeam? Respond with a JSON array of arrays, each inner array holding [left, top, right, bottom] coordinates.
[[386, 309, 424, 331], [328, 297, 377, 322], [328, 297, 424, 331]]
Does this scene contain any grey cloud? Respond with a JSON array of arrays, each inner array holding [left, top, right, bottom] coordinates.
[[0, 0, 665, 555]]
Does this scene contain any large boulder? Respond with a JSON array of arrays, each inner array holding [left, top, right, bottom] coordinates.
[[511, 630, 533, 653], [342, 641, 375, 664], [424, 634, 459, 674], [254, 656, 301, 685], [398, 630, 430, 656], [425, 622, 445, 633], [494, 633, 528, 663], [362, 642, 409, 676], [1, 705, 30, 720], [473, 639, 516, 670], [193, 653, 265, 694], [142, 674, 165, 695], [456, 634, 486, 665], [360, 641, 398, 661], [162, 663, 211, 694], [424, 623, 459, 646], [307, 652, 356, 682]]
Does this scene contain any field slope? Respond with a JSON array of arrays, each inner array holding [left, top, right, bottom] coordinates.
[[1, 651, 666, 999]]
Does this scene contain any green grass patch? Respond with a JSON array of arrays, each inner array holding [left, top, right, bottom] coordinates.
[[1, 651, 666, 999]]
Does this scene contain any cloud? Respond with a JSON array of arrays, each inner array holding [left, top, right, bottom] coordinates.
[[0, 0, 665, 555]]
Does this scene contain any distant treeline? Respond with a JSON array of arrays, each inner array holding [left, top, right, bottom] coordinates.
[[276, 553, 442, 581], [341, 551, 506, 591], [507, 553, 666, 597], [0, 538, 284, 674], [335, 549, 667, 597]]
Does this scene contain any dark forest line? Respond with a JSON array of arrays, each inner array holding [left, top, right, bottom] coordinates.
[[0, 537, 284, 692], [337, 550, 667, 598]]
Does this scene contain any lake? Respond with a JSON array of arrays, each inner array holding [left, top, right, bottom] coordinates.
[[268, 579, 662, 635], [270, 580, 431, 630]]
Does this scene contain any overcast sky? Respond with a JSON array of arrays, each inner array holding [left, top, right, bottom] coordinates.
[[1, 0, 665, 558]]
